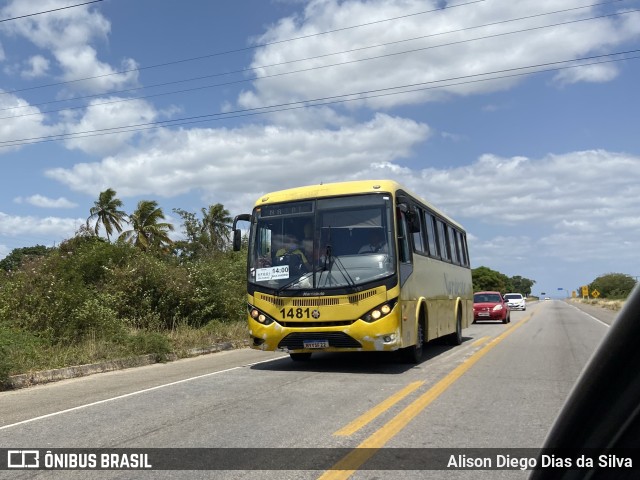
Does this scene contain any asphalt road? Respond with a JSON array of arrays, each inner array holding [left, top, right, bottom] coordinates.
[[0, 299, 615, 479]]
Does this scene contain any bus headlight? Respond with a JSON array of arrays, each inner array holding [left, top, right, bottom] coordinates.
[[248, 304, 274, 325], [363, 300, 397, 323]]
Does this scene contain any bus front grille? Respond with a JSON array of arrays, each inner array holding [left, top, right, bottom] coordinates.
[[278, 320, 354, 328], [258, 289, 378, 308], [278, 332, 362, 350]]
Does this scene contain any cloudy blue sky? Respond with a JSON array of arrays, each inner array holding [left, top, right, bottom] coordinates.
[[0, 0, 639, 297]]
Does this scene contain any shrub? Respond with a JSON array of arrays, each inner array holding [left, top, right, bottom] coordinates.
[[589, 273, 637, 299], [0, 327, 10, 386], [0, 245, 52, 272], [0, 254, 90, 341], [186, 251, 247, 327], [0, 325, 49, 384], [125, 331, 172, 361], [101, 252, 195, 330], [67, 295, 125, 341]]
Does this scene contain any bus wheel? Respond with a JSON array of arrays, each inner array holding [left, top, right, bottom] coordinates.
[[403, 322, 424, 364], [447, 310, 463, 346], [290, 352, 312, 361]]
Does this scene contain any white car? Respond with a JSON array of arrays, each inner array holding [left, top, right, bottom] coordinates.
[[504, 293, 526, 311]]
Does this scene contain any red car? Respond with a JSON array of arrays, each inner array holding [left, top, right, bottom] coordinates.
[[473, 291, 510, 323]]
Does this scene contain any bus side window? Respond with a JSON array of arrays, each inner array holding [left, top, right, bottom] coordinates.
[[397, 210, 414, 286], [425, 211, 438, 258], [397, 211, 412, 264], [448, 225, 460, 265], [460, 233, 470, 267], [436, 219, 450, 261], [412, 207, 425, 253], [455, 230, 467, 266]]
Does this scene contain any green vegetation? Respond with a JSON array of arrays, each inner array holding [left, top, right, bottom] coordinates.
[[0, 245, 52, 272], [586, 273, 637, 299], [472, 266, 535, 295], [0, 190, 247, 388]]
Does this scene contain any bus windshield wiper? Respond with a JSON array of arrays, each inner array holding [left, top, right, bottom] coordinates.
[[275, 270, 311, 295], [321, 244, 357, 290]]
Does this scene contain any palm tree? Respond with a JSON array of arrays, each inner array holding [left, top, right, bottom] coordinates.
[[201, 203, 232, 252], [119, 200, 174, 251], [86, 188, 128, 241]]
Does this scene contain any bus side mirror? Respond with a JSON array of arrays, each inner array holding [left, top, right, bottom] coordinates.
[[233, 229, 242, 251], [232, 213, 251, 251]]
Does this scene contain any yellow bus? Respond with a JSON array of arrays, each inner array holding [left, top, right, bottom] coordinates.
[[232, 180, 473, 362]]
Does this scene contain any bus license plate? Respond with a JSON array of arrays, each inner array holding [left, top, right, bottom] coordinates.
[[303, 340, 329, 349]]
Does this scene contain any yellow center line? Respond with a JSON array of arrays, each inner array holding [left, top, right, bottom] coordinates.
[[471, 335, 490, 347], [334, 381, 425, 436], [318, 314, 533, 480]]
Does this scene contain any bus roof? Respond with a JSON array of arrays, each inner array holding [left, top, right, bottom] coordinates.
[[254, 179, 465, 231]]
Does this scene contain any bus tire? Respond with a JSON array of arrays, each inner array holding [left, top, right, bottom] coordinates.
[[402, 320, 424, 364], [290, 352, 312, 361], [447, 308, 463, 346]]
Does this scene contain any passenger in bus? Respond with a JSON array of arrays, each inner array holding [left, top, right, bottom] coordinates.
[[275, 234, 312, 271], [358, 229, 387, 253]]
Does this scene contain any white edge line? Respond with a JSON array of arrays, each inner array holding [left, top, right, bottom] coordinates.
[[568, 303, 611, 328], [0, 355, 284, 431]]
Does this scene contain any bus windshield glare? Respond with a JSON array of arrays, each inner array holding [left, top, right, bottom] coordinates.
[[248, 194, 395, 291]]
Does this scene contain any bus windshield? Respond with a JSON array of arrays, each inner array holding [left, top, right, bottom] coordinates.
[[248, 193, 396, 291]]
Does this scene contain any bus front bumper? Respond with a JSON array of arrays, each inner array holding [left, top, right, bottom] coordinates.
[[248, 313, 403, 353]]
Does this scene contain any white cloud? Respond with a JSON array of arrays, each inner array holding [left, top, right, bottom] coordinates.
[[14, 195, 77, 209], [238, 0, 640, 112], [552, 63, 619, 86], [440, 131, 466, 142], [326, 148, 639, 275], [60, 97, 159, 155], [471, 235, 533, 265], [0, 0, 143, 154], [537, 230, 636, 263], [0, 92, 61, 150], [555, 219, 598, 233], [45, 113, 430, 207], [1, 0, 138, 93], [370, 150, 640, 227], [607, 217, 640, 229], [0, 211, 82, 238], [21, 54, 50, 79]]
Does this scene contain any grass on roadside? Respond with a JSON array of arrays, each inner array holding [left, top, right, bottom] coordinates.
[[571, 298, 626, 311], [0, 321, 248, 386], [168, 320, 249, 355]]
